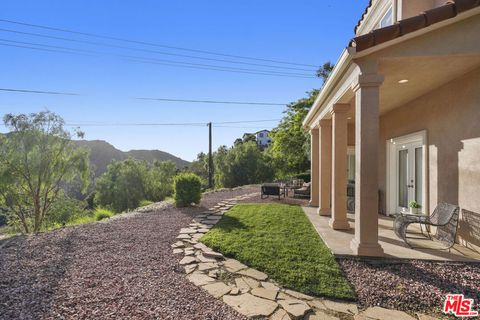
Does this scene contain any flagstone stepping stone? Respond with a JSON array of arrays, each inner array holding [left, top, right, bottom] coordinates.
[[184, 250, 195, 256], [206, 216, 222, 221], [237, 268, 268, 281], [320, 299, 358, 315], [234, 277, 251, 293], [197, 262, 218, 271], [242, 276, 260, 289], [196, 253, 217, 263], [305, 311, 339, 320], [184, 264, 197, 274], [208, 270, 219, 278], [171, 241, 185, 248], [203, 251, 224, 259], [191, 234, 203, 241], [261, 281, 280, 292], [223, 293, 278, 318], [224, 259, 248, 273], [197, 228, 210, 233], [194, 243, 209, 250], [285, 289, 313, 301], [172, 248, 183, 254], [229, 286, 240, 295], [187, 272, 216, 286], [176, 234, 190, 240], [202, 282, 232, 299], [270, 308, 292, 320], [251, 287, 278, 300], [359, 307, 415, 320], [278, 299, 311, 319], [179, 256, 197, 265], [179, 228, 197, 234], [277, 292, 291, 300]]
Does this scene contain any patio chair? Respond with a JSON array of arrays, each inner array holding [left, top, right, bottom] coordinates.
[[393, 202, 460, 250], [261, 183, 285, 200], [293, 182, 311, 199]]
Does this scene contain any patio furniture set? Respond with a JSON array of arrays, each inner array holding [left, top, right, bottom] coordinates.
[[260, 179, 310, 200]]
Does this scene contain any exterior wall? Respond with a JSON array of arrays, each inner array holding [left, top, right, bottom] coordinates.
[[256, 130, 271, 146], [400, 0, 435, 20], [378, 68, 480, 252]]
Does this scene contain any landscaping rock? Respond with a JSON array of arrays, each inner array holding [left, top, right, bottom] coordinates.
[[270, 308, 292, 320], [261, 281, 280, 292], [179, 228, 197, 234], [251, 287, 278, 300], [237, 268, 268, 281], [179, 256, 197, 265], [224, 259, 248, 273], [172, 248, 183, 254], [223, 293, 278, 318], [285, 289, 314, 301], [234, 277, 251, 293], [278, 299, 312, 319], [176, 234, 191, 240], [305, 311, 339, 320], [321, 299, 358, 314], [242, 276, 260, 289], [203, 251, 224, 259], [184, 264, 197, 274], [202, 282, 232, 298], [360, 307, 415, 320], [197, 262, 218, 271], [171, 241, 185, 248], [196, 253, 218, 263], [187, 272, 216, 286]]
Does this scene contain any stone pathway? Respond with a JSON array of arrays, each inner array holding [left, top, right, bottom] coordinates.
[[173, 194, 439, 320]]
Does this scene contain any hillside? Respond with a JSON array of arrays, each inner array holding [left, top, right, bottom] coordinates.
[[73, 140, 190, 176]]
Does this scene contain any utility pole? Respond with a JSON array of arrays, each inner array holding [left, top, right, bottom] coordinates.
[[208, 122, 213, 189]]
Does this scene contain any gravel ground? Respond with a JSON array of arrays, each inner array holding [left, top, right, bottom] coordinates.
[[338, 258, 480, 313], [0, 187, 256, 320]]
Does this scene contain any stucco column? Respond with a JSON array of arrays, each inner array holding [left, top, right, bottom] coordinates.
[[317, 119, 332, 216], [309, 127, 320, 207], [329, 104, 350, 230], [350, 73, 384, 256]]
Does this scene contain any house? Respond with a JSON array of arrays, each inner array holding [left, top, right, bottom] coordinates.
[[303, 0, 480, 256], [242, 130, 272, 147]]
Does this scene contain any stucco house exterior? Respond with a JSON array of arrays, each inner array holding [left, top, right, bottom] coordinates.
[[242, 130, 272, 147], [303, 0, 480, 256]]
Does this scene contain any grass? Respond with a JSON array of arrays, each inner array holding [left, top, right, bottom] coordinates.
[[139, 199, 154, 207], [200, 203, 355, 300]]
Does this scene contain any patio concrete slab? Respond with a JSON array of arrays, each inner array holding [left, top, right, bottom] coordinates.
[[303, 206, 480, 261]]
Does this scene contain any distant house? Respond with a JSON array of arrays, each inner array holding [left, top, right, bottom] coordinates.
[[242, 130, 272, 147]]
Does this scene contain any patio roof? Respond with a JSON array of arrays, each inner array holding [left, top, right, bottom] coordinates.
[[303, 207, 480, 262], [350, 0, 480, 52]]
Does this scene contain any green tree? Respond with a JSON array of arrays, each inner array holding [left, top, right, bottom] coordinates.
[[95, 159, 148, 213], [188, 152, 209, 183], [268, 90, 319, 177], [145, 160, 177, 201], [0, 111, 90, 233], [316, 61, 334, 82], [214, 142, 274, 188]]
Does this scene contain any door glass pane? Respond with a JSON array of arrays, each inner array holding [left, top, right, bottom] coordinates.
[[398, 149, 408, 208], [415, 147, 423, 206]]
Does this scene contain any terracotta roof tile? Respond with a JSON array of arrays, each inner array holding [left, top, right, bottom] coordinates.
[[350, 0, 480, 52]]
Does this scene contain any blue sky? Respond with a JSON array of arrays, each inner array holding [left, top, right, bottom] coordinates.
[[0, 0, 367, 161]]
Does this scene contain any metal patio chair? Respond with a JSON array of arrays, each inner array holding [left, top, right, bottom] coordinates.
[[394, 202, 460, 250]]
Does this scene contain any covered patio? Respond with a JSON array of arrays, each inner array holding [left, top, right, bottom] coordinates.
[[303, 206, 480, 261], [304, 8, 480, 258]]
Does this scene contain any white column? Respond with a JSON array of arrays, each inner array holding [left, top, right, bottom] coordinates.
[[309, 127, 319, 207], [329, 104, 350, 230], [317, 119, 332, 216], [350, 73, 384, 256]]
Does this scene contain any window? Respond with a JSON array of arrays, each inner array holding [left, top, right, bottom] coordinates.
[[259, 133, 264, 138], [378, 6, 393, 28]]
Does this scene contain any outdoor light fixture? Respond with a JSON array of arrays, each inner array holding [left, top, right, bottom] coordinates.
[[398, 79, 409, 84], [347, 117, 352, 120]]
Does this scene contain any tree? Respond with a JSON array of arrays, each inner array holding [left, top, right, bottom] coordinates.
[[0, 111, 90, 233], [95, 159, 148, 213], [242, 133, 256, 144], [214, 142, 274, 188], [268, 90, 319, 177], [145, 160, 177, 201], [316, 61, 334, 83], [188, 152, 209, 183]]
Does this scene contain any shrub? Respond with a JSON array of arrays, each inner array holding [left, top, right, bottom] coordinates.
[[296, 172, 311, 183], [46, 195, 87, 228], [139, 199, 154, 207], [95, 208, 113, 221], [173, 172, 202, 207]]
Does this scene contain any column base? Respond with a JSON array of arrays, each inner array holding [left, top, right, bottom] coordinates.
[[350, 238, 384, 257], [317, 208, 331, 216], [329, 218, 350, 230], [309, 200, 319, 207]]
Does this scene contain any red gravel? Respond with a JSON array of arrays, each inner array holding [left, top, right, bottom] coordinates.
[[0, 188, 256, 320], [338, 258, 480, 313]]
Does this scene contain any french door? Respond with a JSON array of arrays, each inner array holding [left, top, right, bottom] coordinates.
[[386, 130, 427, 216], [395, 142, 424, 213]]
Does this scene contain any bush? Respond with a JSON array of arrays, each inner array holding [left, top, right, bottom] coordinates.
[[173, 172, 202, 207], [95, 208, 113, 221], [139, 199, 154, 207], [46, 195, 87, 228], [296, 172, 311, 183]]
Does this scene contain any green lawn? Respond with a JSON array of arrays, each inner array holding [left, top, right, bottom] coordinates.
[[200, 203, 355, 300]]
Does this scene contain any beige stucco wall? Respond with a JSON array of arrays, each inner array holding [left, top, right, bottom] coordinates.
[[378, 68, 480, 252]]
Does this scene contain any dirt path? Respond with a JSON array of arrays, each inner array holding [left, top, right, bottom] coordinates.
[[0, 187, 257, 320]]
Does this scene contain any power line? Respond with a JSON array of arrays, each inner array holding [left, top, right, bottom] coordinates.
[[0, 18, 318, 68], [63, 119, 280, 127], [0, 88, 79, 95], [0, 40, 315, 78], [136, 97, 286, 106], [0, 28, 316, 72]]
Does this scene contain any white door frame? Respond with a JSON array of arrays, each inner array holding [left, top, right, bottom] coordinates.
[[386, 130, 428, 216]]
